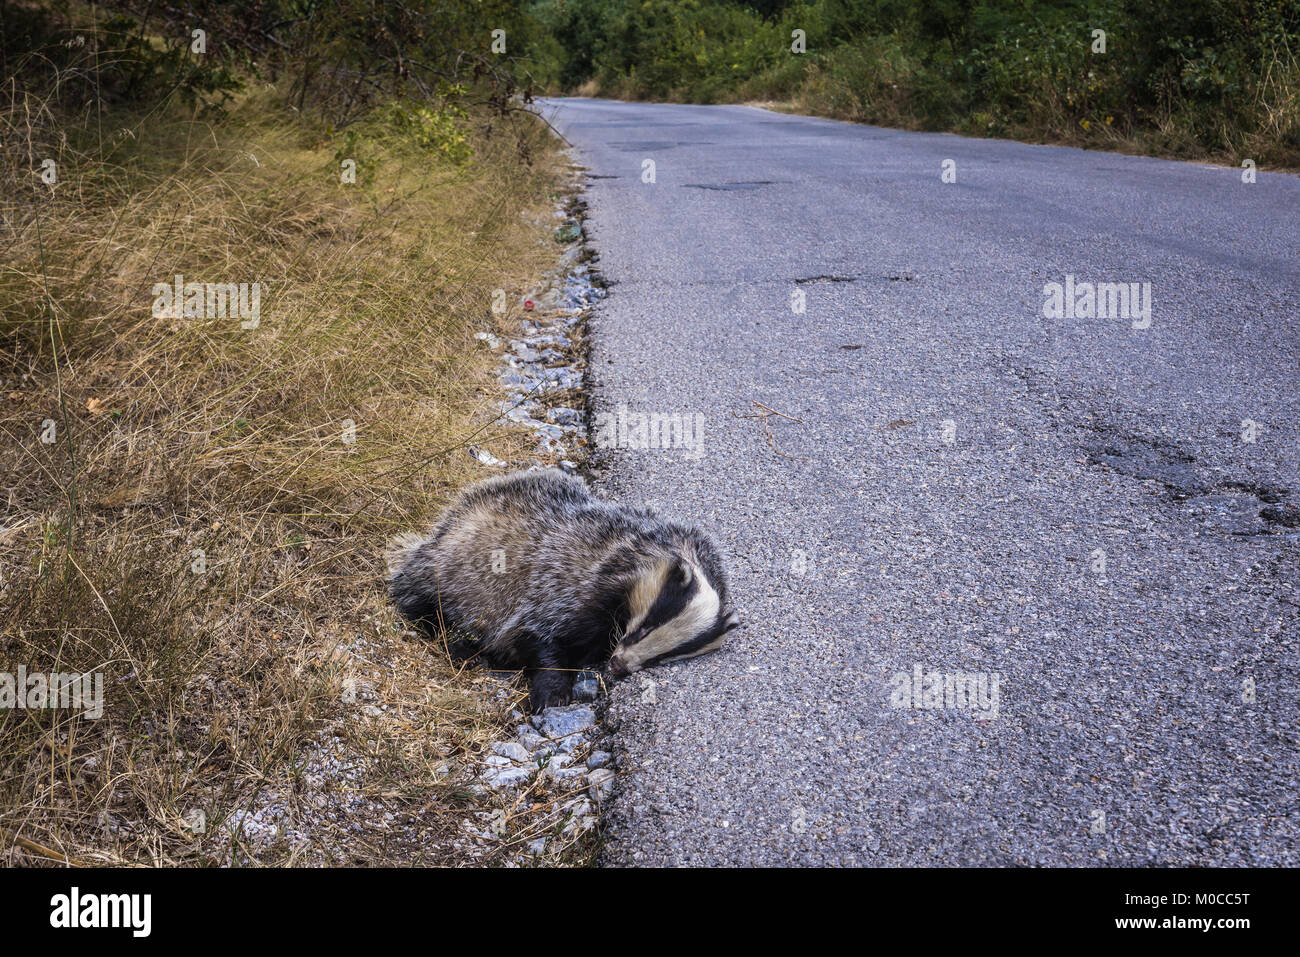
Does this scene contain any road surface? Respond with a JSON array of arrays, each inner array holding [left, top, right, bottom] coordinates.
[[539, 97, 1299, 866]]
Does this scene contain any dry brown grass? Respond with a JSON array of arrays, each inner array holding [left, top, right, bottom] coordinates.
[[0, 72, 574, 865]]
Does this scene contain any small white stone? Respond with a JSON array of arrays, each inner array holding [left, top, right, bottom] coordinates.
[[588, 768, 616, 801], [492, 741, 531, 763]]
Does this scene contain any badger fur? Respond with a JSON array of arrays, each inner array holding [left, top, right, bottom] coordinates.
[[386, 469, 739, 711]]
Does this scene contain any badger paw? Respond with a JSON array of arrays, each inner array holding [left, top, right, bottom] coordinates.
[[528, 671, 573, 712]]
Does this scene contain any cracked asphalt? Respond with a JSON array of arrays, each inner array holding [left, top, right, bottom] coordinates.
[[538, 97, 1299, 866]]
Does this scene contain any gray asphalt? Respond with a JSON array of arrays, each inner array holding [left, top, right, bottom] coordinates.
[[538, 97, 1299, 866]]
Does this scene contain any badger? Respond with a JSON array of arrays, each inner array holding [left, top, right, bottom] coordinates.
[[386, 469, 739, 711]]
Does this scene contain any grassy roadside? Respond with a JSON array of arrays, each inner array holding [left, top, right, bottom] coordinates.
[[731, 37, 1300, 170], [0, 57, 572, 863], [580, 59, 1300, 172]]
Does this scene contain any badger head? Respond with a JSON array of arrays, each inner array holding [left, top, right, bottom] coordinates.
[[608, 554, 739, 677]]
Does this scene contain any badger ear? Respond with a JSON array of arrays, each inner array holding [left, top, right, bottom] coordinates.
[[721, 610, 741, 633], [676, 559, 693, 587]]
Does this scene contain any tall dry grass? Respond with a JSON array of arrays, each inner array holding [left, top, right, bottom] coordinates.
[[0, 69, 567, 864]]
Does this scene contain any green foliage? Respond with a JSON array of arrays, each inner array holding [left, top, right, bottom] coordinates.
[[521, 0, 1300, 164], [0, 5, 243, 115], [527, 0, 617, 88], [18, 0, 539, 127], [381, 101, 474, 164], [6, 0, 1296, 163]]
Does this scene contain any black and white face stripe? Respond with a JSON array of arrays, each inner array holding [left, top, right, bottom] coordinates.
[[610, 557, 739, 674], [636, 609, 739, 668], [624, 560, 697, 643]]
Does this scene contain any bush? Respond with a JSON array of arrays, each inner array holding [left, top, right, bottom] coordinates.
[[522, 0, 1300, 165]]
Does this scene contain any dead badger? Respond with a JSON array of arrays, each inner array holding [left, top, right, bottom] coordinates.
[[387, 469, 739, 711]]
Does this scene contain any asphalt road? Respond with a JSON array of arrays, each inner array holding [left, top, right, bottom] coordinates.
[[538, 97, 1299, 866]]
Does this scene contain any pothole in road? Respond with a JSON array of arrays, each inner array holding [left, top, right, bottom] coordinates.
[[576, 122, 701, 129], [791, 273, 917, 284], [998, 362, 1297, 537], [607, 141, 699, 151], [682, 180, 778, 190], [1087, 437, 1203, 497], [1085, 433, 1296, 535], [1260, 503, 1300, 527]]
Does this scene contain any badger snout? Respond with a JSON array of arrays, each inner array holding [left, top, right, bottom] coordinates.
[[609, 624, 650, 678]]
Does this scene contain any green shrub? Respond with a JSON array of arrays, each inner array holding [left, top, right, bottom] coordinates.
[[522, 0, 1300, 165]]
